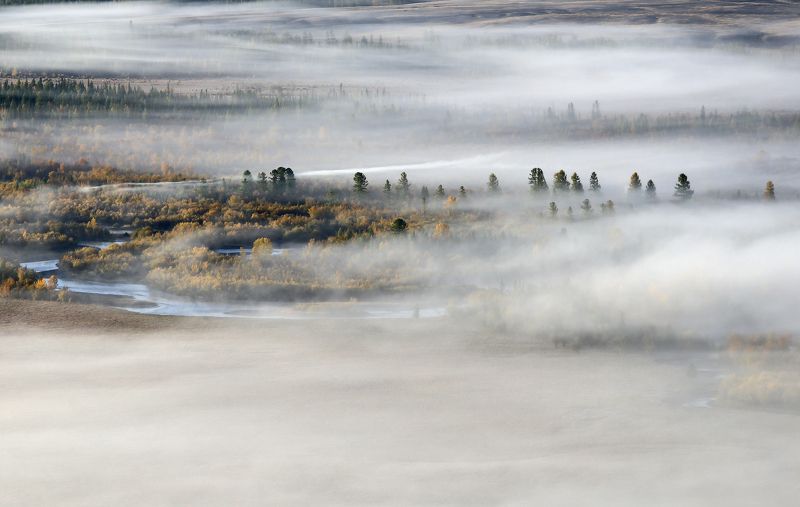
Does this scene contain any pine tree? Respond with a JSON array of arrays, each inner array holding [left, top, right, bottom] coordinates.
[[571, 172, 584, 193], [435, 184, 445, 198], [487, 173, 500, 193], [353, 172, 368, 193], [241, 170, 253, 197], [629, 172, 642, 192], [284, 168, 295, 189], [548, 201, 558, 217], [383, 179, 392, 196], [528, 168, 548, 192], [552, 170, 569, 193], [420, 185, 429, 213], [645, 179, 657, 199], [397, 171, 410, 196], [459, 186, 467, 198], [674, 173, 693, 200], [589, 171, 601, 192], [258, 171, 268, 193], [764, 180, 775, 201], [581, 198, 592, 215]]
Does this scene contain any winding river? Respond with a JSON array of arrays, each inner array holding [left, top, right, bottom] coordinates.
[[20, 243, 446, 319]]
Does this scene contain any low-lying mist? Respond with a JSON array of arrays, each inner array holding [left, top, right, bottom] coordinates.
[[2, 1, 800, 180]]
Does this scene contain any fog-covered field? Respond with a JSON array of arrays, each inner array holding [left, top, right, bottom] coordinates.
[[2, 1, 800, 505]]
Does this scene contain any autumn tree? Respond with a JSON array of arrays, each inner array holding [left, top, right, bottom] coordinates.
[[764, 180, 775, 201], [252, 237, 273, 257], [552, 170, 569, 193], [629, 172, 642, 192]]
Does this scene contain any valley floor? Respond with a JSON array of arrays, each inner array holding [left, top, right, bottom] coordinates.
[[1, 300, 799, 505]]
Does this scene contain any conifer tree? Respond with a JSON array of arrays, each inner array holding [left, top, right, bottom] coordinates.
[[435, 184, 445, 198], [383, 179, 392, 196], [581, 198, 592, 215], [548, 201, 558, 217], [674, 173, 693, 200], [589, 171, 601, 192], [629, 172, 642, 192], [645, 179, 657, 199], [397, 172, 411, 196], [764, 180, 775, 201], [528, 168, 548, 192], [552, 170, 569, 193], [571, 172, 584, 193], [353, 172, 368, 193], [487, 173, 500, 193], [420, 186, 429, 213], [241, 170, 253, 197]]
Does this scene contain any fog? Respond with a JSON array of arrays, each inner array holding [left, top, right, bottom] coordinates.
[[3, 1, 800, 504], [2, 1, 800, 180], [2, 322, 800, 506]]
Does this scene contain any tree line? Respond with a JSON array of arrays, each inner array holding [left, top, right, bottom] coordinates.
[[0, 78, 322, 117]]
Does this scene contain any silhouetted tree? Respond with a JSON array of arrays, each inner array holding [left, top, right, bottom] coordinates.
[[459, 186, 467, 198], [397, 171, 410, 196], [258, 171, 268, 193], [420, 185, 429, 213], [487, 173, 500, 193], [674, 173, 693, 200], [528, 168, 548, 192], [241, 170, 253, 197], [549, 201, 558, 217], [629, 172, 642, 192], [552, 170, 569, 193], [581, 198, 592, 215], [571, 172, 584, 193], [284, 168, 295, 189], [764, 180, 775, 201], [353, 172, 368, 193], [589, 171, 601, 192], [383, 179, 392, 196], [645, 179, 657, 199], [435, 184, 445, 198]]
